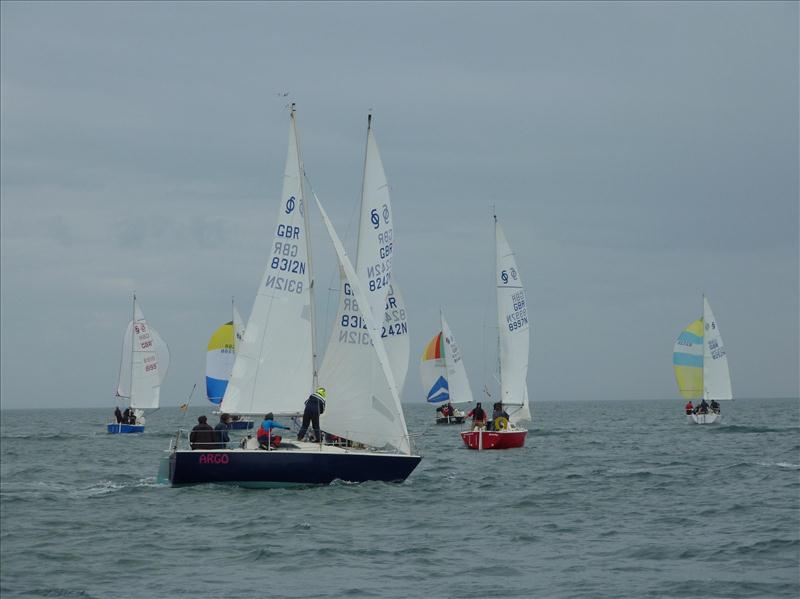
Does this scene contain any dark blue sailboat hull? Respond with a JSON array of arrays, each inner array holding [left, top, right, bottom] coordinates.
[[168, 449, 421, 487], [107, 423, 145, 434]]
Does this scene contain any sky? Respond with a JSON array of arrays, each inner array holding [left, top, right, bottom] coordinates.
[[1, 1, 798, 410]]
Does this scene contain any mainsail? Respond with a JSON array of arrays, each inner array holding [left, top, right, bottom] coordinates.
[[220, 109, 314, 416], [117, 297, 169, 410], [495, 218, 531, 424], [703, 297, 732, 400], [319, 115, 411, 451]]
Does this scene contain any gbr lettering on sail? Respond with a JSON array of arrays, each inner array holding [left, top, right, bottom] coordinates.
[[264, 197, 307, 295]]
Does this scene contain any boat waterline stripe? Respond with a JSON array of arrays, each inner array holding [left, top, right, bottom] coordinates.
[[673, 353, 703, 368]]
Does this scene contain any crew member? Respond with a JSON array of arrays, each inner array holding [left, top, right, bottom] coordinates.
[[297, 387, 327, 442], [189, 416, 216, 450], [684, 401, 694, 415], [467, 402, 487, 430], [257, 412, 290, 449]]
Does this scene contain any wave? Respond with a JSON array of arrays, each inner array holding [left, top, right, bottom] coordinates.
[[714, 425, 800, 434]]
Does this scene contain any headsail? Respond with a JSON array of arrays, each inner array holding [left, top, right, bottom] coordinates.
[[703, 297, 732, 400], [420, 331, 448, 403], [220, 109, 313, 416], [205, 321, 235, 405], [315, 195, 411, 455], [117, 297, 169, 410], [673, 318, 704, 399], [495, 218, 530, 422]]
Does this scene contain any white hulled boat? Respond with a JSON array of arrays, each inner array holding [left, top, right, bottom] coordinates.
[[421, 310, 473, 424], [109, 294, 170, 433], [673, 296, 733, 424]]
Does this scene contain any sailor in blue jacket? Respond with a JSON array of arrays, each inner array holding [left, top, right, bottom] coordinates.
[[297, 387, 327, 442]]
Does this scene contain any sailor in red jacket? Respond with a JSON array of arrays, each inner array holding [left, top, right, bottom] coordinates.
[[685, 401, 694, 415]]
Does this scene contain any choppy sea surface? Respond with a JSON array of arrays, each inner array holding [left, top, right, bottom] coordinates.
[[1, 399, 798, 598]]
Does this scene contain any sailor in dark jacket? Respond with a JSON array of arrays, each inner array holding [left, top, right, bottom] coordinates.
[[114, 406, 123, 424], [189, 415, 217, 450], [214, 413, 231, 449], [297, 387, 327, 442]]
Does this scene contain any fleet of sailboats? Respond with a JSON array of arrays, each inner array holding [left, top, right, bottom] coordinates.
[[103, 105, 740, 482]]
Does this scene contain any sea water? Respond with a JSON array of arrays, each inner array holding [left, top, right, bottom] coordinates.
[[1, 398, 798, 598]]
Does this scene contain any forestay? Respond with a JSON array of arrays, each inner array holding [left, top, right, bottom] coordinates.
[[703, 297, 732, 401], [315, 196, 411, 455], [495, 219, 530, 421], [220, 111, 313, 416], [117, 299, 170, 410]]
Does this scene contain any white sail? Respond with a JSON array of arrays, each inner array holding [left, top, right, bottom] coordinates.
[[440, 313, 474, 405], [117, 298, 169, 410], [220, 111, 314, 416], [315, 195, 411, 455], [232, 303, 244, 353], [357, 117, 395, 336], [496, 219, 530, 419], [703, 297, 732, 401], [383, 282, 410, 395]]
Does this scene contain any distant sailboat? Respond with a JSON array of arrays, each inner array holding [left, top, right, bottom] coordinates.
[[673, 296, 733, 424], [205, 300, 252, 429], [461, 214, 530, 450], [165, 107, 420, 486], [109, 294, 170, 433], [420, 310, 473, 424]]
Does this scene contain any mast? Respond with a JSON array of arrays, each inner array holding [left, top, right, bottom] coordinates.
[[129, 292, 136, 407], [293, 104, 318, 387], [493, 209, 502, 393], [702, 292, 707, 401]]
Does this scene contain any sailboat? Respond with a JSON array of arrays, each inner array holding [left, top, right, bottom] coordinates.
[[461, 214, 530, 450], [318, 113, 412, 446], [205, 301, 252, 429], [420, 311, 472, 424], [108, 294, 170, 433], [673, 296, 733, 424], [165, 107, 420, 486]]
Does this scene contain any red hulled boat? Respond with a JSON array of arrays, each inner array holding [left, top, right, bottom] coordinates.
[[461, 428, 527, 450]]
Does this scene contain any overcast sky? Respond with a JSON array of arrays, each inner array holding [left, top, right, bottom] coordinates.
[[1, 1, 797, 410]]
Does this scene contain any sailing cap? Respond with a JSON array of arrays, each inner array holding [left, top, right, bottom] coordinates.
[[315, 387, 327, 399]]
